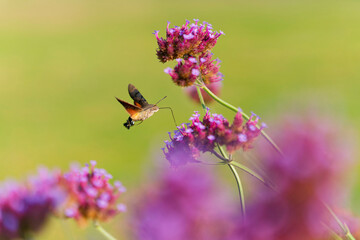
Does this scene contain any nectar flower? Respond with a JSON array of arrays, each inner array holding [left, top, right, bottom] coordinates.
[[163, 110, 265, 167], [130, 165, 237, 240], [165, 57, 200, 87], [165, 53, 224, 87], [61, 161, 125, 225], [0, 168, 64, 239], [198, 52, 223, 84], [154, 20, 224, 63]]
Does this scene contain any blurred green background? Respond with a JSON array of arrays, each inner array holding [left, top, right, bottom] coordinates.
[[0, 0, 359, 238]]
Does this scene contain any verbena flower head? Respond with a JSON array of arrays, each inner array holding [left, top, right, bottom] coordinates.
[[198, 52, 223, 84], [165, 53, 223, 87], [61, 161, 126, 225], [130, 165, 236, 240], [0, 168, 64, 239], [162, 110, 265, 167], [164, 57, 200, 87], [154, 20, 224, 63], [232, 117, 352, 240], [185, 82, 222, 104]]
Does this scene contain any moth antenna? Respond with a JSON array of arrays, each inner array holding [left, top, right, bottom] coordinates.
[[155, 96, 167, 106], [159, 107, 185, 136]]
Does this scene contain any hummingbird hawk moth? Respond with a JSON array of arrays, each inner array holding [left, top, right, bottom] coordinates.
[[116, 84, 165, 129]]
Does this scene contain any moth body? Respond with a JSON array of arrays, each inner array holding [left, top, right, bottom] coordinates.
[[116, 84, 160, 129], [131, 105, 159, 121]]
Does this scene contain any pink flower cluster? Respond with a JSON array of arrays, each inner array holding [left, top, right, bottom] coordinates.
[[155, 20, 224, 88], [62, 161, 126, 225], [0, 168, 64, 239], [164, 53, 223, 87], [198, 52, 223, 84], [0, 162, 125, 238], [164, 57, 200, 87], [162, 110, 265, 167], [154, 20, 224, 63]]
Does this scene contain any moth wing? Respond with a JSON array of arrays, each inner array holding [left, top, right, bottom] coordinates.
[[128, 84, 149, 108], [116, 97, 142, 117], [134, 101, 142, 108]]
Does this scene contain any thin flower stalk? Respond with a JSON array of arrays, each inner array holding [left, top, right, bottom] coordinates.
[[325, 203, 356, 240], [228, 164, 246, 220], [229, 161, 268, 187], [94, 221, 117, 240], [196, 87, 246, 220], [196, 86, 207, 111]]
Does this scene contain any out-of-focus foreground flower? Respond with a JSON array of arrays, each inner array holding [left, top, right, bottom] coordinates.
[[130, 165, 238, 240], [163, 110, 265, 167], [61, 161, 126, 226], [0, 161, 126, 239], [232, 117, 358, 240], [0, 168, 64, 240]]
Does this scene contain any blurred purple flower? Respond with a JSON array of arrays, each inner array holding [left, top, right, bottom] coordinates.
[[61, 161, 125, 225], [163, 110, 265, 167], [130, 165, 237, 240], [154, 20, 224, 63], [0, 168, 64, 239], [231, 117, 354, 240]]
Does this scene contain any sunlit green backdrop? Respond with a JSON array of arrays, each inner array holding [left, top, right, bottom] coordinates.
[[0, 0, 359, 238]]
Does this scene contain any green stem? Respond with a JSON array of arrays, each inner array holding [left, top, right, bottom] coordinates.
[[201, 84, 284, 157], [217, 145, 246, 220], [345, 230, 356, 240], [94, 222, 117, 240], [321, 222, 344, 240], [324, 203, 356, 240], [196, 86, 207, 112], [228, 163, 246, 220], [196, 83, 246, 220], [211, 149, 269, 188], [230, 161, 268, 187]]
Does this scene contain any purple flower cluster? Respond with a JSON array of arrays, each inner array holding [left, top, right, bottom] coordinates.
[[130, 165, 237, 240], [0, 168, 64, 239], [154, 20, 223, 63], [232, 118, 353, 240], [198, 52, 223, 84], [162, 110, 265, 167], [62, 161, 126, 225], [0, 162, 125, 238], [164, 57, 200, 87], [164, 53, 223, 87], [155, 20, 224, 88]]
